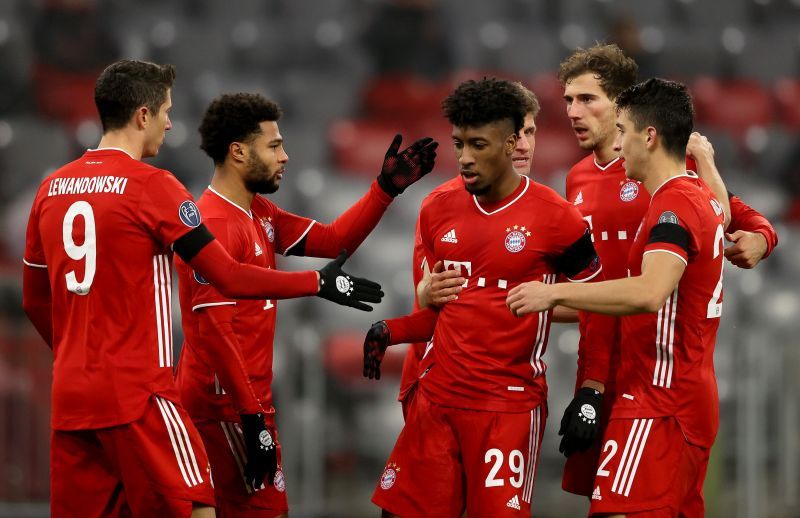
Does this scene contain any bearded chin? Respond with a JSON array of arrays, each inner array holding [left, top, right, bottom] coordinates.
[[464, 182, 490, 196], [244, 176, 279, 194]]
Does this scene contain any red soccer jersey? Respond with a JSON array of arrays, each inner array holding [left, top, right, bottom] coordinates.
[[416, 175, 601, 412], [613, 174, 725, 448], [398, 176, 463, 402], [175, 188, 315, 423], [23, 148, 203, 430]]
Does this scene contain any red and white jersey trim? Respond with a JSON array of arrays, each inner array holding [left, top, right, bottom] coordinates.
[[654, 288, 678, 389], [529, 274, 557, 377], [611, 418, 653, 498], [155, 397, 205, 487], [23, 258, 47, 268], [192, 301, 237, 312], [472, 175, 530, 216], [643, 248, 688, 266], [153, 254, 173, 368]]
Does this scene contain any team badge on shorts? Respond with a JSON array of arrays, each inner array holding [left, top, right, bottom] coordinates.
[[380, 463, 399, 490], [261, 217, 275, 243], [178, 200, 202, 228], [504, 225, 530, 253], [273, 469, 286, 493], [619, 181, 639, 202]]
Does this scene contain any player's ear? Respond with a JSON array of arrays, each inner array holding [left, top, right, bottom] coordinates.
[[506, 133, 517, 155], [645, 126, 658, 150], [229, 141, 247, 164], [134, 106, 149, 130]]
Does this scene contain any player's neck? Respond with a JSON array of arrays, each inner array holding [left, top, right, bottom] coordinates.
[[592, 142, 618, 165], [210, 168, 255, 212], [477, 169, 522, 204], [643, 156, 686, 195], [96, 132, 145, 161]]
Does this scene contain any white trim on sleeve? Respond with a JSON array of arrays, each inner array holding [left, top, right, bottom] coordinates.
[[23, 259, 47, 268], [281, 220, 317, 255], [643, 249, 688, 266], [192, 301, 237, 312]]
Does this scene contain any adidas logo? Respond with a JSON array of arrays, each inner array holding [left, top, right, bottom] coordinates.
[[592, 486, 602, 501], [255, 242, 263, 256], [574, 191, 584, 205], [506, 494, 521, 510], [441, 229, 458, 243]]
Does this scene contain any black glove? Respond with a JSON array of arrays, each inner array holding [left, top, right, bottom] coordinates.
[[558, 387, 603, 457], [318, 250, 384, 311], [240, 413, 278, 489], [377, 134, 438, 197], [363, 321, 390, 380]]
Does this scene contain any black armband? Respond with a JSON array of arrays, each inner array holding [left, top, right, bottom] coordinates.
[[173, 224, 215, 262], [554, 231, 598, 278], [647, 222, 689, 253], [284, 235, 307, 256]]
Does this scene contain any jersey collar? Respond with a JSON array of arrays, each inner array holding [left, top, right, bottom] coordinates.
[[593, 156, 621, 171], [651, 173, 693, 197], [87, 147, 135, 160], [207, 186, 253, 219], [472, 175, 530, 216]]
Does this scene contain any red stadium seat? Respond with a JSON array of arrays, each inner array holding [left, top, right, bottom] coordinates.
[[529, 127, 585, 180], [691, 77, 775, 138], [773, 78, 800, 130], [529, 72, 567, 125]]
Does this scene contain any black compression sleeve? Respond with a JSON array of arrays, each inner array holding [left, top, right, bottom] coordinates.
[[173, 224, 215, 262], [647, 222, 690, 253], [554, 231, 597, 278]]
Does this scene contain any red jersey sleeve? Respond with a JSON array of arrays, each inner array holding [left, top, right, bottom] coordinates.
[[264, 199, 317, 256], [138, 170, 203, 248], [23, 189, 48, 268], [728, 194, 778, 258], [644, 190, 702, 264], [189, 216, 244, 310], [553, 204, 602, 282]]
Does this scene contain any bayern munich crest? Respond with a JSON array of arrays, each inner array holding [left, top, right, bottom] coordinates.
[[274, 469, 286, 493], [504, 225, 530, 253], [261, 217, 275, 243], [380, 463, 399, 490], [619, 181, 639, 202]]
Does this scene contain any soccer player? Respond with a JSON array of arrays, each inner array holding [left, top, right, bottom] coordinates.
[[506, 78, 729, 516], [396, 82, 540, 419], [173, 92, 437, 516], [556, 44, 779, 500], [21, 60, 384, 517], [364, 78, 609, 517]]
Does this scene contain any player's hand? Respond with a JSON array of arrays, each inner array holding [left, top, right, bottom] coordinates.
[[424, 261, 465, 307], [506, 281, 555, 316], [363, 320, 390, 380], [686, 131, 715, 162], [724, 230, 767, 269], [377, 134, 438, 197], [558, 387, 603, 457], [318, 250, 384, 311], [240, 413, 278, 489]]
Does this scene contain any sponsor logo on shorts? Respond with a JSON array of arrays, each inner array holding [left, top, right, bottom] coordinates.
[[506, 494, 521, 510], [380, 463, 399, 490], [592, 486, 602, 501], [620, 181, 639, 202], [179, 200, 202, 228], [274, 469, 286, 493]]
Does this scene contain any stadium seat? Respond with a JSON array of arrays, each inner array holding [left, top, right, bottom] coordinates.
[[323, 330, 407, 388], [774, 78, 800, 130], [691, 77, 775, 139], [529, 126, 584, 180]]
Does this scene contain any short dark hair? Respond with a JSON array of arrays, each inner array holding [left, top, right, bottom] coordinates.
[[513, 82, 540, 121], [616, 78, 694, 160], [199, 93, 282, 165], [94, 60, 176, 132], [442, 78, 527, 135], [558, 43, 638, 101]]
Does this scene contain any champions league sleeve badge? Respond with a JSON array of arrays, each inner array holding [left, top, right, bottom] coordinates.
[[178, 200, 202, 228]]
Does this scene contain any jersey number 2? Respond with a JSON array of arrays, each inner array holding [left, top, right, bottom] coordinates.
[[63, 201, 96, 296], [706, 223, 724, 318]]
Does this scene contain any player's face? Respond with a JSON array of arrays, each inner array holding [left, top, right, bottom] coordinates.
[[452, 121, 517, 198], [142, 89, 173, 158], [614, 109, 647, 181], [563, 73, 617, 153], [243, 121, 288, 194], [512, 113, 536, 176]]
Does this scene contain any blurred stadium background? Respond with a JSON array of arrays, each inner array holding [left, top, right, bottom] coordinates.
[[1, 0, 799, 516]]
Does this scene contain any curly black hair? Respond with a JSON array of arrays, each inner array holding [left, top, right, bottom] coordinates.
[[442, 78, 526, 135], [199, 93, 282, 164], [616, 78, 694, 160], [558, 43, 638, 101], [94, 60, 175, 132]]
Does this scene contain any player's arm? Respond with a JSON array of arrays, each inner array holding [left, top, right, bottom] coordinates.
[[286, 135, 438, 257], [725, 193, 778, 269], [363, 307, 438, 380], [687, 132, 731, 228], [174, 227, 383, 311], [552, 306, 579, 323], [22, 265, 53, 348]]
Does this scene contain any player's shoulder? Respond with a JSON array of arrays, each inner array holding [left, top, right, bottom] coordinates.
[[651, 175, 718, 220], [566, 153, 597, 178], [420, 176, 464, 209], [526, 179, 573, 210], [251, 194, 278, 216]]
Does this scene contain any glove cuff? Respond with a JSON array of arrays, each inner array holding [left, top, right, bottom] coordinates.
[[377, 173, 400, 197]]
